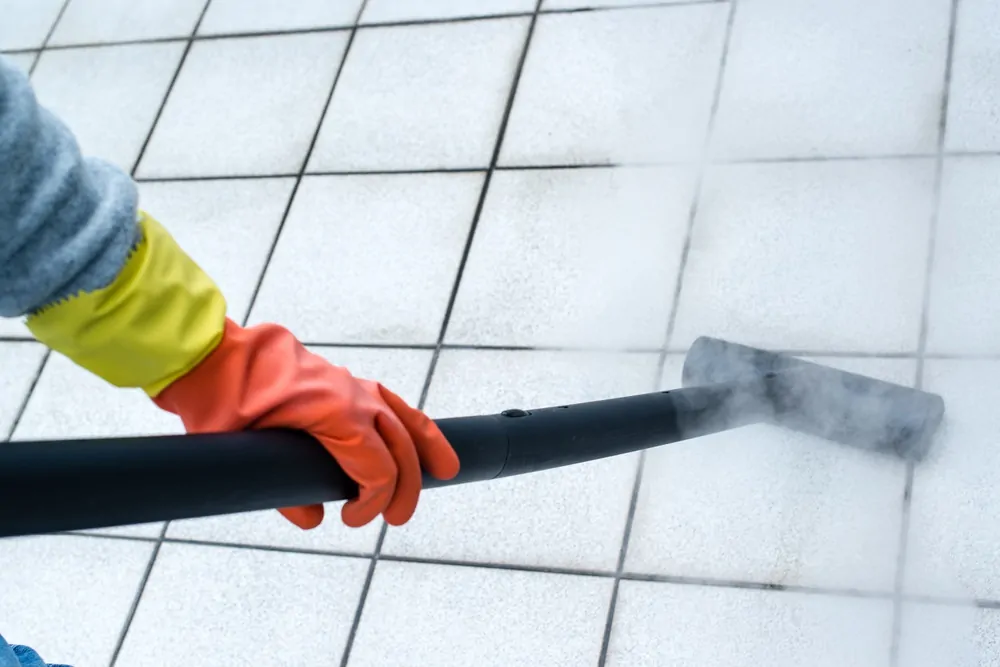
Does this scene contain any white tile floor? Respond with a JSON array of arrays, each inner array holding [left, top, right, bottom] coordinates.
[[1, 0, 999, 665]]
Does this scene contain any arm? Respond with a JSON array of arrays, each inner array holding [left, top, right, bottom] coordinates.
[[0, 54, 457, 530], [0, 55, 139, 320]]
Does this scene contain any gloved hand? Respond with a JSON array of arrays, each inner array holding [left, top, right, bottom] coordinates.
[[0, 634, 69, 667], [27, 212, 458, 529], [152, 318, 459, 528]]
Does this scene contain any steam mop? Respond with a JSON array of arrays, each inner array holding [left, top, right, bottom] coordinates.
[[0, 337, 944, 538]]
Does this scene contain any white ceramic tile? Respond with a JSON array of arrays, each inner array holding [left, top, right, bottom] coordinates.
[[198, 0, 363, 35], [362, 0, 535, 23], [349, 561, 613, 667], [945, 0, 1000, 152], [0, 317, 30, 339], [49, 0, 206, 45], [250, 172, 482, 343], [167, 347, 431, 552], [0, 0, 64, 50], [30, 43, 185, 170], [927, 157, 1000, 355], [115, 542, 368, 666], [0, 535, 154, 666], [308, 18, 527, 171], [0, 342, 45, 437], [545, 0, 693, 6], [712, 0, 951, 160], [606, 581, 894, 667], [446, 167, 695, 348], [2, 51, 36, 73], [381, 349, 657, 570], [137, 33, 348, 178], [905, 360, 1000, 600], [499, 5, 728, 165], [626, 356, 913, 592], [13, 352, 183, 441], [136, 178, 295, 322], [897, 602, 1000, 667], [671, 160, 935, 353]]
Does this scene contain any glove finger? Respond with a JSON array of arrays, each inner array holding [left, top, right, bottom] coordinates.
[[279, 504, 324, 530], [374, 410, 423, 526], [378, 386, 460, 480], [336, 431, 398, 528]]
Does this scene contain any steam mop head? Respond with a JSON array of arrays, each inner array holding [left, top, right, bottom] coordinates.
[[681, 337, 945, 462]]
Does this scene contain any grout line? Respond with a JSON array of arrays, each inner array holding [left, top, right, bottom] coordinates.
[[889, 0, 961, 663], [26, 0, 723, 56], [376, 553, 617, 578], [106, 4, 215, 664], [50, 528, 1000, 610], [126, 9, 209, 176], [417, 2, 544, 408], [358, 11, 533, 29], [107, 522, 169, 666], [339, 3, 544, 663], [239, 3, 366, 327], [338, 523, 386, 667], [307, 166, 487, 177], [134, 172, 299, 183], [26, 0, 71, 76], [42, 35, 188, 52], [3, 351, 50, 442], [597, 451, 646, 667], [721, 152, 938, 166], [124, 151, 1000, 186], [598, 2, 740, 663], [541, 0, 726, 14]]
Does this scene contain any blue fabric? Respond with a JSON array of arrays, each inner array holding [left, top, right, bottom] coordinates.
[[0, 634, 70, 667], [0, 54, 139, 319]]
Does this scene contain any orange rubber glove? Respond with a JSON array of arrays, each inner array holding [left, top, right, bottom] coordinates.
[[151, 318, 461, 529], [27, 211, 456, 529]]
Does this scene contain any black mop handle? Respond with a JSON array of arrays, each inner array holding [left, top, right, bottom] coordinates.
[[0, 383, 764, 538]]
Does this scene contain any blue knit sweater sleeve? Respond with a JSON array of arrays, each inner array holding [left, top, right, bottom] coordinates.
[[0, 54, 139, 319]]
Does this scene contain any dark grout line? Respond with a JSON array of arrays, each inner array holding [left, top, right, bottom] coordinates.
[[240, 6, 365, 328], [3, 351, 50, 442], [597, 452, 647, 667], [545, 0, 727, 15], [26, 0, 725, 56], [620, 571, 896, 601], [48, 528, 1000, 610], [358, 11, 534, 29], [890, 0, 961, 663], [338, 523, 386, 667], [42, 35, 188, 52], [721, 152, 938, 166], [125, 151, 1000, 186], [377, 553, 616, 579], [418, 3, 544, 409], [107, 522, 169, 667], [27, 0, 71, 76], [599, 1, 740, 663], [135, 172, 299, 183], [308, 166, 488, 177], [126, 24, 205, 176], [194, 24, 352, 41], [339, 4, 545, 664], [106, 4, 216, 664], [305, 341, 665, 354]]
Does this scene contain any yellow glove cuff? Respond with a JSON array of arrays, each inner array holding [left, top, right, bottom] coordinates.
[[27, 212, 227, 397]]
